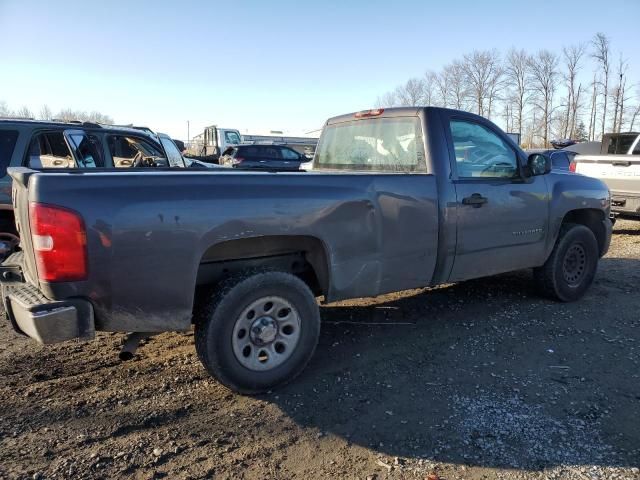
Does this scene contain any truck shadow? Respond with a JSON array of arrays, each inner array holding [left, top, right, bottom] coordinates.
[[268, 258, 640, 470]]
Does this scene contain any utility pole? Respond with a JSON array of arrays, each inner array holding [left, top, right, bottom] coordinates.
[[187, 120, 190, 142]]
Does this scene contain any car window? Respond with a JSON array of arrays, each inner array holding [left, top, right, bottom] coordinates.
[[27, 131, 75, 168], [238, 146, 259, 157], [281, 148, 301, 160], [450, 120, 517, 179], [263, 147, 281, 159], [108, 135, 167, 168], [225, 131, 241, 144], [67, 132, 103, 168], [222, 147, 236, 156], [634, 139, 640, 155], [315, 117, 426, 172], [607, 135, 636, 154], [159, 136, 186, 167], [0, 130, 19, 176]]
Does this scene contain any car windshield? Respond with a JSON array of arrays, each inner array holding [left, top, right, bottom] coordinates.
[[314, 117, 425, 172]]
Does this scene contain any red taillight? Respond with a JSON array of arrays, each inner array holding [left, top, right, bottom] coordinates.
[[569, 161, 576, 173], [29, 203, 87, 282], [355, 108, 384, 118]]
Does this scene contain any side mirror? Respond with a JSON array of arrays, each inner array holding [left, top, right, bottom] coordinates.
[[527, 153, 552, 176]]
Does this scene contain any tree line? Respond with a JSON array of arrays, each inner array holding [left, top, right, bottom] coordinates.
[[377, 33, 640, 148], [0, 102, 113, 125]]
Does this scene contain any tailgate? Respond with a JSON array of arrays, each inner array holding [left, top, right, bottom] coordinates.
[[575, 155, 640, 194], [8, 168, 40, 286]]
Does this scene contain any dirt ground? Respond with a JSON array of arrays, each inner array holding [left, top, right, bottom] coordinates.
[[1, 221, 639, 480]]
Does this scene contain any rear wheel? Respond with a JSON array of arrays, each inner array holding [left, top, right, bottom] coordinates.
[[194, 270, 320, 394], [533, 223, 599, 302]]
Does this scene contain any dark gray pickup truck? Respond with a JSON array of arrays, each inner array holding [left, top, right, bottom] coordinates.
[[1, 107, 612, 393]]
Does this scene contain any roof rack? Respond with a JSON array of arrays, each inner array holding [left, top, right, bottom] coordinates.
[[0, 116, 35, 120]]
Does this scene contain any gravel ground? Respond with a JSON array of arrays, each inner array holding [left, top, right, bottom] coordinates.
[[1, 220, 639, 480]]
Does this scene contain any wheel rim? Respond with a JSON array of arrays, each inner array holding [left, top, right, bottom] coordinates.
[[562, 243, 587, 286], [231, 296, 301, 371]]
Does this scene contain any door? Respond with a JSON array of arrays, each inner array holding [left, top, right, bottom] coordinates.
[[447, 117, 549, 281]]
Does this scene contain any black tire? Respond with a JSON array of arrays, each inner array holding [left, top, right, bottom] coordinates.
[[533, 223, 599, 302], [194, 270, 320, 394]]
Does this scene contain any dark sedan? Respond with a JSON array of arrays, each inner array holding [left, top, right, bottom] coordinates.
[[219, 144, 306, 170]]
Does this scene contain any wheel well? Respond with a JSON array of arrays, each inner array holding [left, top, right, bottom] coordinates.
[[196, 235, 330, 297], [561, 209, 607, 255]]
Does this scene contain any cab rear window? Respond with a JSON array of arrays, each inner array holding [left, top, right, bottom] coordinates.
[[314, 117, 426, 172], [0, 130, 19, 176]]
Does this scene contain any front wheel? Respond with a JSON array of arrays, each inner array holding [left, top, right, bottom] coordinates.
[[533, 223, 599, 302], [194, 270, 321, 394]]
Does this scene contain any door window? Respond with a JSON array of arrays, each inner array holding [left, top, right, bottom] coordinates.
[[281, 148, 301, 160], [27, 131, 75, 168], [159, 136, 186, 167], [450, 120, 518, 179], [262, 147, 281, 159], [66, 132, 103, 168], [108, 135, 167, 167]]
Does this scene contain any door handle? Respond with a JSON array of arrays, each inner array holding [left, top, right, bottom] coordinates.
[[462, 193, 488, 208]]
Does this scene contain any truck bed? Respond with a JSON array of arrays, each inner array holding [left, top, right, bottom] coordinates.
[[9, 167, 440, 333]]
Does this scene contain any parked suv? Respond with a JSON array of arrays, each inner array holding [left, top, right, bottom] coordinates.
[[219, 144, 307, 170], [0, 119, 187, 252]]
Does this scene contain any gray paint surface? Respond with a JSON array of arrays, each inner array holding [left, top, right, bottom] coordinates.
[[8, 107, 612, 334]]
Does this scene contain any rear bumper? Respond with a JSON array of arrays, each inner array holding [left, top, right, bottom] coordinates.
[[2, 281, 95, 344], [610, 191, 640, 217]]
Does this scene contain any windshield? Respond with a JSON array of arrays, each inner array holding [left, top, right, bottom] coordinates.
[[314, 117, 426, 172], [225, 131, 241, 144]]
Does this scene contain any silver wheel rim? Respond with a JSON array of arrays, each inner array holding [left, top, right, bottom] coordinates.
[[231, 296, 301, 371]]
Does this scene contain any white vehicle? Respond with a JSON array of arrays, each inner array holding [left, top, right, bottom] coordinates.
[[573, 132, 640, 220]]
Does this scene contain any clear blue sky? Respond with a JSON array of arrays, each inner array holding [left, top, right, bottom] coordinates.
[[1, 0, 638, 139]]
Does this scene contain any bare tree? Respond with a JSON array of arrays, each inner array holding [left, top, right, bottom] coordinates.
[[528, 50, 559, 147], [85, 111, 114, 124], [462, 50, 502, 117], [486, 63, 504, 119], [15, 106, 34, 118], [562, 43, 585, 138], [588, 73, 598, 141], [423, 71, 438, 106], [39, 105, 53, 121], [54, 108, 113, 124], [377, 91, 399, 108], [505, 49, 531, 139], [446, 60, 468, 110], [0, 101, 10, 117], [611, 54, 628, 133], [434, 70, 450, 108], [394, 78, 425, 106], [591, 33, 611, 138], [571, 83, 583, 139], [630, 103, 640, 131]]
